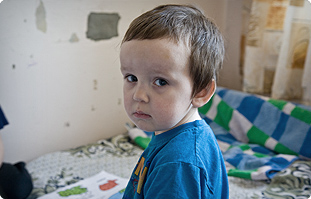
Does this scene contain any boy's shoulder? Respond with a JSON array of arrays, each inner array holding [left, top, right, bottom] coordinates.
[[169, 120, 217, 146], [151, 120, 220, 166]]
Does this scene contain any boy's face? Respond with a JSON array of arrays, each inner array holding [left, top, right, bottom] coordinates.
[[120, 38, 195, 133]]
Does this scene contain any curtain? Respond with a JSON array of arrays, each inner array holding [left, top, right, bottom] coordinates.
[[241, 0, 311, 105]]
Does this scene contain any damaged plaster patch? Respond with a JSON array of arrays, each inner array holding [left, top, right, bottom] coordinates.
[[86, 13, 120, 41], [36, 0, 47, 33], [64, 122, 70, 127], [69, 33, 79, 43], [93, 79, 98, 90]]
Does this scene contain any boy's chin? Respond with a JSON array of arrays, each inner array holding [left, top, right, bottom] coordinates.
[[134, 124, 153, 132], [131, 121, 156, 132]]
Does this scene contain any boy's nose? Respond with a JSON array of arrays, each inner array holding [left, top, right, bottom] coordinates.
[[133, 85, 149, 103]]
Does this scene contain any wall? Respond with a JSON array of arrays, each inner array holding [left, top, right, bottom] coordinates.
[[0, 0, 242, 163], [219, 0, 243, 90]]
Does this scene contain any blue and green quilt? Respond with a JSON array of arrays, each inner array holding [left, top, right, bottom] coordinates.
[[199, 87, 311, 180]]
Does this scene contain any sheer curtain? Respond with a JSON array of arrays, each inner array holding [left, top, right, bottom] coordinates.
[[241, 0, 311, 105]]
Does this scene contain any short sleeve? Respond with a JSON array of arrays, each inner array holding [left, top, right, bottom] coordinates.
[[143, 162, 213, 198], [0, 106, 9, 129]]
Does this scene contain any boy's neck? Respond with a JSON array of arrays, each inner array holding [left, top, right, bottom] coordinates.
[[154, 108, 201, 135]]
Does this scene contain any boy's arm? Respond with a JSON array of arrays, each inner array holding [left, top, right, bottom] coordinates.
[[143, 162, 214, 198]]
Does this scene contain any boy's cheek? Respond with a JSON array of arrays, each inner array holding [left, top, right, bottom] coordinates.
[[123, 87, 132, 98]]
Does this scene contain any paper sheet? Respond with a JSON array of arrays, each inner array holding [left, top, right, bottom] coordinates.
[[38, 170, 128, 199]]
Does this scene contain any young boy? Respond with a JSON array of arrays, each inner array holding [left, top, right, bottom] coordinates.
[[120, 4, 229, 198]]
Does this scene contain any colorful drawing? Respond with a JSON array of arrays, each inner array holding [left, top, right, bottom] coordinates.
[[99, 180, 118, 191], [58, 186, 88, 197]]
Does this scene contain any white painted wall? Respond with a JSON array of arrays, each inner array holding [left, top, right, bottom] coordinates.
[[0, 0, 242, 163]]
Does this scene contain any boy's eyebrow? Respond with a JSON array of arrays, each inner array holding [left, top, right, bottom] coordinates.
[[121, 63, 174, 75], [120, 65, 136, 74], [120, 65, 129, 71]]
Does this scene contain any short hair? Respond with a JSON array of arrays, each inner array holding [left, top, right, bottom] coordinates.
[[122, 4, 225, 97]]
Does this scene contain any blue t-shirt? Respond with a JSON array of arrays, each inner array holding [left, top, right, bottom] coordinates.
[[123, 120, 229, 199]]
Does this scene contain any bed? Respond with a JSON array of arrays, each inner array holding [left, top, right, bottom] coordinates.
[[26, 87, 311, 199]]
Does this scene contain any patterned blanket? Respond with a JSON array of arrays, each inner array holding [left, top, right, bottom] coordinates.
[[198, 87, 311, 181], [26, 133, 310, 198], [253, 160, 311, 199]]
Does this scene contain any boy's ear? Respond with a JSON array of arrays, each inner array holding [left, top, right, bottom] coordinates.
[[191, 80, 216, 108]]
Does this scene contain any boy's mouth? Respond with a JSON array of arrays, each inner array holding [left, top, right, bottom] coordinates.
[[133, 111, 152, 119]]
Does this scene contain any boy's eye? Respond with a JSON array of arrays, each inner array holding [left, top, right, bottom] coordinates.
[[126, 75, 138, 82], [154, 79, 168, 87]]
